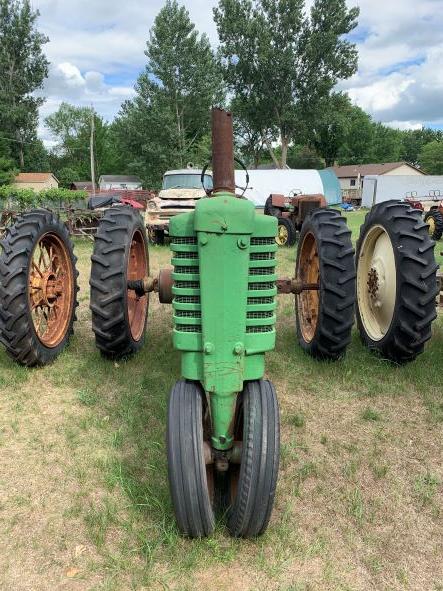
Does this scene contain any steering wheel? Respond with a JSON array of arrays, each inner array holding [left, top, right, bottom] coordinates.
[[201, 157, 250, 197]]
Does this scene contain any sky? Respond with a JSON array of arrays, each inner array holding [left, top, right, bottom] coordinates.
[[32, 0, 443, 146]]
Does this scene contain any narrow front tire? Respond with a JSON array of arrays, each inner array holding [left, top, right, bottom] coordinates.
[[227, 379, 280, 538]]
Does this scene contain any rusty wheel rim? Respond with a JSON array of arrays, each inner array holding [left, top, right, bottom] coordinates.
[[297, 231, 320, 343], [127, 229, 148, 342], [28, 232, 74, 348]]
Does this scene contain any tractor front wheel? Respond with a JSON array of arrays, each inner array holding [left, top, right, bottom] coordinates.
[[227, 379, 280, 538], [167, 380, 215, 537], [90, 206, 149, 358], [424, 209, 443, 241], [356, 200, 438, 363], [295, 208, 356, 360], [275, 217, 296, 247], [0, 209, 78, 366]]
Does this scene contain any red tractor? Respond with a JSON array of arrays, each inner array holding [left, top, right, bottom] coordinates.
[[405, 191, 443, 240], [264, 192, 327, 246]]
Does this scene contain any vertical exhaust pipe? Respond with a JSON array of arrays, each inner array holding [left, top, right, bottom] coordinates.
[[211, 108, 235, 194]]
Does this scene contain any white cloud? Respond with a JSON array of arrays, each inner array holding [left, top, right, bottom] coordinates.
[[31, 0, 443, 144], [385, 121, 423, 131]]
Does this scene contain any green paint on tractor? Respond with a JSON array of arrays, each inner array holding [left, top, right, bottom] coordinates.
[[170, 192, 277, 450]]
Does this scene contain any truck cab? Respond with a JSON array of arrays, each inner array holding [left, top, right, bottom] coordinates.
[[145, 166, 213, 243]]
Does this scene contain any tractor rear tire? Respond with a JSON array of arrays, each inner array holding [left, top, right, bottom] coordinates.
[[356, 200, 438, 363], [276, 217, 296, 247], [90, 206, 149, 358], [264, 196, 280, 218], [0, 208, 78, 366], [424, 209, 443, 241], [295, 208, 356, 360], [227, 379, 280, 538], [167, 380, 215, 537]]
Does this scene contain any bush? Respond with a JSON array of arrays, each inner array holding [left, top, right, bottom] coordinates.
[[0, 185, 88, 211]]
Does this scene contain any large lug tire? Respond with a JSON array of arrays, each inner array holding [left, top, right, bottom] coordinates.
[[295, 208, 356, 360], [227, 379, 280, 538], [167, 380, 215, 538], [424, 209, 443, 241], [264, 196, 280, 217], [356, 200, 438, 363], [276, 217, 296, 247], [90, 206, 149, 358], [0, 208, 78, 366]]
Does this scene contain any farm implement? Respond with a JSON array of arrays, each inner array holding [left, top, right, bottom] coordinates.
[[0, 108, 439, 538]]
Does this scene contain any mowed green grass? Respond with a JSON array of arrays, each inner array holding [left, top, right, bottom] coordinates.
[[0, 209, 442, 591]]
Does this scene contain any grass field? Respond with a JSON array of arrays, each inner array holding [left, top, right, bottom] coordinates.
[[1, 210, 442, 591]]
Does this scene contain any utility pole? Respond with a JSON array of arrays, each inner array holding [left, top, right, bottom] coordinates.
[[90, 106, 96, 197]]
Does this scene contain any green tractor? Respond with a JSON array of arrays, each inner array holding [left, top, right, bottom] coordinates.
[[88, 108, 356, 537], [0, 108, 438, 539]]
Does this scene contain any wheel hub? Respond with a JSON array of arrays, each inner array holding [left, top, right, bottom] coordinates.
[[276, 224, 288, 245], [28, 232, 74, 348], [30, 271, 63, 308], [357, 225, 396, 341], [367, 255, 388, 310]]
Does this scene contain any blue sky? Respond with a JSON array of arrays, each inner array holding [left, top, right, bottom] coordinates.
[[33, 0, 443, 145]]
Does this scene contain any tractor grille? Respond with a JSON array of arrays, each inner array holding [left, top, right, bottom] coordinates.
[[171, 232, 277, 337], [247, 236, 277, 334], [250, 252, 275, 261], [171, 235, 201, 334], [171, 236, 197, 245], [174, 251, 198, 259], [175, 295, 200, 304], [248, 296, 273, 305], [251, 237, 275, 246], [246, 326, 273, 333], [249, 282, 274, 290]]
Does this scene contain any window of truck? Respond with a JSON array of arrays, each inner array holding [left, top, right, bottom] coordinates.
[[162, 174, 213, 191]]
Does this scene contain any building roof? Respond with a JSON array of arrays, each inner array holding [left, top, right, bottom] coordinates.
[[332, 162, 424, 178], [70, 181, 93, 190], [99, 175, 142, 183], [15, 172, 58, 183]]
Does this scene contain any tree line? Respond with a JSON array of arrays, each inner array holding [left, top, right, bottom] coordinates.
[[1, 0, 443, 190]]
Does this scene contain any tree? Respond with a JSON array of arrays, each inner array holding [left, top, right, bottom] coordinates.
[[0, 156, 18, 185], [114, 1, 223, 187], [372, 123, 402, 163], [400, 128, 443, 165], [45, 103, 116, 182], [308, 92, 351, 167], [0, 0, 49, 168], [337, 105, 374, 164], [22, 138, 50, 172], [419, 141, 443, 175], [214, 0, 359, 168], [145, 0, 223, 167]]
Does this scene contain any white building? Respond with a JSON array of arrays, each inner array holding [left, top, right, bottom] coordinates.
[[98, 175, 142, 190], [333, 162, 425, 202]]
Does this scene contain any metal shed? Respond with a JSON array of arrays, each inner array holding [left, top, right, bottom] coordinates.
[[234, 169, 341, 207]]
